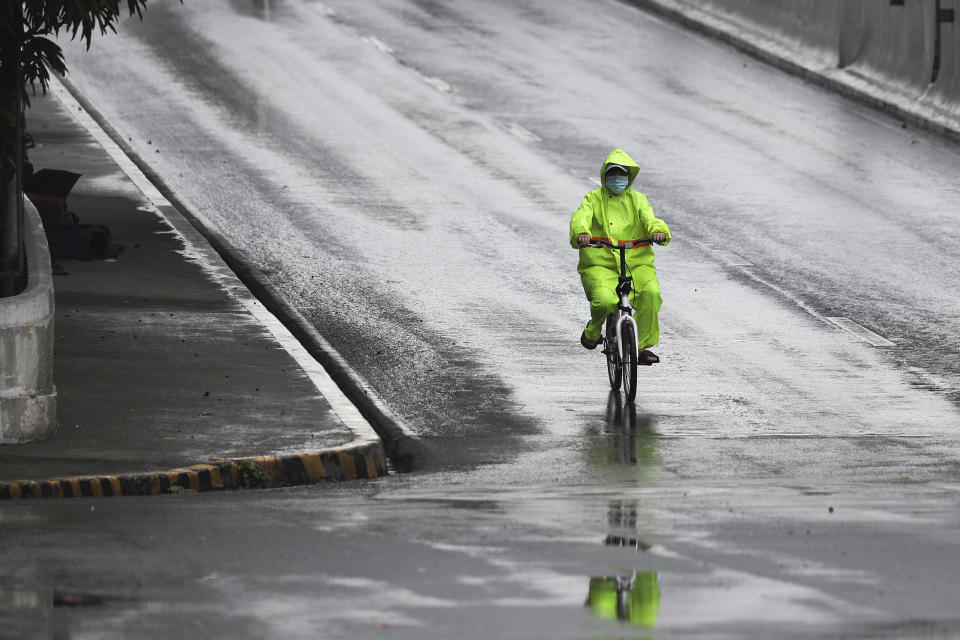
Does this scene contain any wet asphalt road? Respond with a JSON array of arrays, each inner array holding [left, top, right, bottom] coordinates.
[[48, 0, 960, 465], [7, 457, 960, 638], [6, 0, 960, 637]]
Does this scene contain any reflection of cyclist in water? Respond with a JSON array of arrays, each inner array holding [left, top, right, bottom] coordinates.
[[586, 571, 660, 629], [587, 496, 661, 630]]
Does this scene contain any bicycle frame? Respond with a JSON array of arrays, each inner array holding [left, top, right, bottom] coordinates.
[[591, 237, 650, 364], [583, 236, 657, 402]]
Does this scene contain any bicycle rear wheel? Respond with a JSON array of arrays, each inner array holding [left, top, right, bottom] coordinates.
[[621, 322, 638, 403], [605, 316, 621, 390]]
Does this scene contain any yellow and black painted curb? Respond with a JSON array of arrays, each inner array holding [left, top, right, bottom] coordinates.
[[0, 441, 387, 500]]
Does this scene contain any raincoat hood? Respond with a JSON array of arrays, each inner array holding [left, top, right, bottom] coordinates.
[[601, 149, 640, 193]]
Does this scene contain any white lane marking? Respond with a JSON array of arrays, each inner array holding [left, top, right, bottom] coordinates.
[[839, 101, 910, 136], [692, 241, 752, 266], [423, 76, 454, 93], [48, 76, 381, 446], [689, 238, 834, 324], [314, 2, 336, 17], [587, 177, 601, 187], [741, 269, 832, 324], [715, 250, 753, 266], [907, 366, 957, 393], [362, 36, 394, 55], [826, 317, 895, 347], [505, 122, 541, 143]]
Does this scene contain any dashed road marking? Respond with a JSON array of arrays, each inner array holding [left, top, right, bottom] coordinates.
[[424, 76, 455, 93], [825, 317, 895, 347], [362, 36, 394, 54], [505, 122, 541, 143], [715, 250, 753, 266], [692, 241, 752, 266]]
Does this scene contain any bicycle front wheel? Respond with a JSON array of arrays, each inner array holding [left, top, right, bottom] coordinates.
[[605, 317, 621, 390], [621, 322, 638, 403]]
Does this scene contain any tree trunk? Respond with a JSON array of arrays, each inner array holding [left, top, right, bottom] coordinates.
[[0, 2, 25, 297]]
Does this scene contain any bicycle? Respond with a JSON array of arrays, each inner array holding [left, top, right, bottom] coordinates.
[[586, 238, 654, 403]]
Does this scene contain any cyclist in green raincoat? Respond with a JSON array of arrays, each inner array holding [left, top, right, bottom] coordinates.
[[570, 149, 671, 364]]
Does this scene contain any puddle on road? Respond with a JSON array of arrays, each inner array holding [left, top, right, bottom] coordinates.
[[583, 559, 852, 634], [0, 586, 51, 610], [584, 391, 661, 479], [0, 584, 127, 640], [0, 584, 130, 610], [582, 495, 866, 634], [586, 497, 661, 630]]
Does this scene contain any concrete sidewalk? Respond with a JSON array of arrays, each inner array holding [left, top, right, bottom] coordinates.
[[0, 89, 386, 499]]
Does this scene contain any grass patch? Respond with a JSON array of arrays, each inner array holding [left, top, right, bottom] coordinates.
[[237, 461, 272, 489], [168, 484, 196, 495]]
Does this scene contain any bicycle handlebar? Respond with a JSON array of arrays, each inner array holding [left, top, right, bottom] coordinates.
[[586, 238, 654, 250]]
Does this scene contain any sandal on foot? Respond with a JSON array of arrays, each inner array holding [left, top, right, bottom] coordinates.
[[638, 349, 659, 365], [580, 331, 599, 350]]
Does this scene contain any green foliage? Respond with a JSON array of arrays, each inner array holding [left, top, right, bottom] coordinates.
[[1, 1, 161, 172], [168, 484, 197, 495], [237, 461, 273, 490], [18, 1, 149, 96]]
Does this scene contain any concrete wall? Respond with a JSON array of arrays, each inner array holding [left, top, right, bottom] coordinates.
[[839, 0, 937, 91], [651, 0, 960, 136], [924, 0, 960, 111], [689, 0, 842, 66], [0, 197, 56, 443]]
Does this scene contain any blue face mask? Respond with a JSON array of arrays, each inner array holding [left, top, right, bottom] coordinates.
[[605, 174, 629, 195]]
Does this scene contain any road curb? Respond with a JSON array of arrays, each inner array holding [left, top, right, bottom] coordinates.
[[56, 76, 425, 473], [625, 0, 960, 145], [0, 438, 387, 500]]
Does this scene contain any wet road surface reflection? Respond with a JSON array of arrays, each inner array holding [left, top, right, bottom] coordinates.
[[606, 392, 659, 466], [588, 497, 661, 630], [586, 573, 660, 630], [584, 391, 661, 474]]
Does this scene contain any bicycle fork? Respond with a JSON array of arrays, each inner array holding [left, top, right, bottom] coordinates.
[[610, 277, 639, 362]]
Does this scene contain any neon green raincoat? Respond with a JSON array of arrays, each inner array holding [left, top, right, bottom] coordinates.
[[569, 149, 671, 346], [585, 572, 661, 629]]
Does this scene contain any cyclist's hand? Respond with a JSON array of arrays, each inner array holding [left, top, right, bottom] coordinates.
[[577, 233, 591, 248], [652, 232, 667, 244]]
